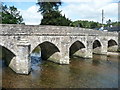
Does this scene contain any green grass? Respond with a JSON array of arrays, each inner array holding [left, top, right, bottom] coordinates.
[[118, 48, 120, 52]]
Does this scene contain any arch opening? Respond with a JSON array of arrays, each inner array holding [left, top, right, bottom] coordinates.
[[31, 41, 61, 65], [0, 45, 16, 67], [93, 40, 102, 54], [69, 41, 86, 58], [108, 39, 118, 52]]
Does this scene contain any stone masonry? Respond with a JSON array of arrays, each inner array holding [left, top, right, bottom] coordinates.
[[0, 24, 119, 74]]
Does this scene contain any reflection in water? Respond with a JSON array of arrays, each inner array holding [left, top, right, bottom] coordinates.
[[1, 52, 119, 88]]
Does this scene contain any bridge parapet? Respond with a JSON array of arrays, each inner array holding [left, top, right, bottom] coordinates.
[[0, 24, 118, 36]]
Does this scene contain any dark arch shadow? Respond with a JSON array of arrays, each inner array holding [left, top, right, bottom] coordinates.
[[93, 40, 101, 49], [108, 39, 118, 52], [0, 45, 16, 66], [108, 39, 117, 47], [69, 40, 85, 58], [32, 41, 60, 61], [93, 40, 102, 54]]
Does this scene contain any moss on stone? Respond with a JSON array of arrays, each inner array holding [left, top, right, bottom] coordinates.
[[118, 49, 120, 52]]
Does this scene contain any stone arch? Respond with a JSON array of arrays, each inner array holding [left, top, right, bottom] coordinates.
[[31, 41, 61, 63], [69, 40, 86, 58], [0, 45, 16, 66], [108, 39, 118, 47], [92, 40, 102, 54], [108, 39, 118, 52], [93, 40, 102, 49], [0, 42, 16, 55]]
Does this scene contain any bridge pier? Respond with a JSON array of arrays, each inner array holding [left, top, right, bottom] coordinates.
[[100, 40, 108, 54], [60, 42, 69, 64], [108, 45, 118, 52], [72, 48, 86, 58], [93, 40, 108, 55], [93, 46, 108, 55], [85, 41, 93, 58], [84, 48, 93, 58], [9, 39, 31, 74], [72, 48, 93, 59]]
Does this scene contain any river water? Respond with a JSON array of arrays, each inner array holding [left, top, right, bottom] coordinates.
[[1, 53, 119, 88]]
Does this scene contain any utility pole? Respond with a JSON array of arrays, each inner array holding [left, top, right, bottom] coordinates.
[[102, 9, 104, 25]]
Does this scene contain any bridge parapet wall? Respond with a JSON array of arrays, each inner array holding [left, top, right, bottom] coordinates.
[[0, 24, 118, 36]]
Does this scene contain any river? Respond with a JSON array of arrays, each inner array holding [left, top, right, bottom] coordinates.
[[1, 52, 119, 88]]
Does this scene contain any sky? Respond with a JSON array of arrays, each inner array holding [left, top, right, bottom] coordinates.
[[2, 0, 120, 25]]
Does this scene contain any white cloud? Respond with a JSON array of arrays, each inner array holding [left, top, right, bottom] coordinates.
[[19, 5, 42, 25], [60, 0, 118, 23], [17, 0, 118, 25], [99, 3, 118, 22]]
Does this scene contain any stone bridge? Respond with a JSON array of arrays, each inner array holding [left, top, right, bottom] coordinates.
[[0, 24, 119, 74]]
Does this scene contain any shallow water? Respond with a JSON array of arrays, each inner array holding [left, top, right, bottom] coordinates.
[[1, 53, 119, 88]]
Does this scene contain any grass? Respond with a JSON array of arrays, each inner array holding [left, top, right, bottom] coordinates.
[[118, 48, 120, 52]]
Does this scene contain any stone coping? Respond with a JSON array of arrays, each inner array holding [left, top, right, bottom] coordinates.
[[0, 24, 118, 36]]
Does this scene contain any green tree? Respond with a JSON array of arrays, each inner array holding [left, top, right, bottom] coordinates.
[[0, 4, 24, 24], [37, 1, 61, 14], [40, 10, 71, 26], [70, 20, 101, 29], [37, 1, 71, 26]]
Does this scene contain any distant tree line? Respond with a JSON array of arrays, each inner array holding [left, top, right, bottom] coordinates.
[[70, 20, 103, 29]]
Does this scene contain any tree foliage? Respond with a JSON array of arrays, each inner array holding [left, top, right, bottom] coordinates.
[[105, 20, 120, 27], [0, 4, 24, 24], [40, 10, 72, 26], [70, 20, 102, 29], [106, 19, 111, 27], [37, 1, 71, 26], [37, 1, 61, 15]]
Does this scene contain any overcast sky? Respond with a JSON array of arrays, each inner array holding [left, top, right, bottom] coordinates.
[[3, 0, 119, 25]]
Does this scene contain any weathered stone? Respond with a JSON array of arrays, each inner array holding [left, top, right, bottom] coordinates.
[[0, 24, 119, 74]]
